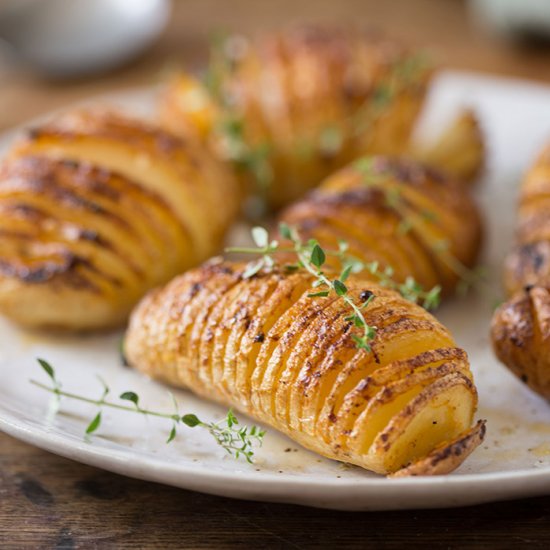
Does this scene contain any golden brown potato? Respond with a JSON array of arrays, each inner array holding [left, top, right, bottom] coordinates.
[[492, 287, 550, 399], [161, 26, 434, 209], [411, 109, 485, 185], [125, 259, 485, 476], [0, 111, 239, 331], [278, 156, 482, 296], [492, 144, 550, 399]]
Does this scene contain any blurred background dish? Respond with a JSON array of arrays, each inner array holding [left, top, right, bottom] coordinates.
[[2, 0, 550, 134], [469, 0, 550, 41], [0, 0, 170, 78]]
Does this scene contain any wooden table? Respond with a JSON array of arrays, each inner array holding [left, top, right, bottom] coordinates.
[[2, 0, 550, 547]]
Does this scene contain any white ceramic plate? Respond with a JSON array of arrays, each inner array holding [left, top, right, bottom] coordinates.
[[1, 71, 550, 511]]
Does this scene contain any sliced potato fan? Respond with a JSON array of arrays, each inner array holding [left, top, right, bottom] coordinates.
[[0, 111, 239, 330], [125, 260, 485, 476], [161, 25, 435, 209]]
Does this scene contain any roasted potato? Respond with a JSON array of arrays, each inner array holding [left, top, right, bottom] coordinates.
[[125, 259, 485, 476], [492, 144, 550, 398], [278, 156, 482, 296], [0, 111, 239, 331], [161, 25, 434, 209]]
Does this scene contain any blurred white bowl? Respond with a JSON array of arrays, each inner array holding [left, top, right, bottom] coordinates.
[[0, 0, 170, 77], [470, 0, 550, 40]]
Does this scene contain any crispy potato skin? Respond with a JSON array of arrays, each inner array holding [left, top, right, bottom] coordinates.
[[278, 156, 482, 296], [492, 286, 550, 399], [125, 260, 483, 476], [491, 145, 550, 399], [161, 26, 433, 209], [0, 111, 239, 331]]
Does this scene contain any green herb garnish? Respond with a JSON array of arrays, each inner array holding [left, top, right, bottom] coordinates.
[[227, 225, 441, 352], [31, 359, 265, 463]]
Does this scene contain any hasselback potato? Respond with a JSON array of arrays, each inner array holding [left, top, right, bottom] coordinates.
[[0, 111, 238, 330], [492, 144, 550, 398], [278, 156, 482, 296], [125, 259, 485, 476], [161, 25, 434, 209]]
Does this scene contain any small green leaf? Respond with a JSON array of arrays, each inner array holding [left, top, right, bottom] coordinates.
[[365, 325, 377, 340], [86, 412, 102, 435], [338, 239, 349, 253], [367, 261, 379, 274], [354, 157, 374, 175], [251, 226, 269, 248], [119, 338, 128, 367], [226, 409, 238, 428], [344, 257, 364, 274], [38, 358, 55, 382], [279, 222, 292, 240], [96, 375, 110, 402], [340, 265, 353, 282], [351, 334, 372, 352], [333, 279, 347, 296], [352, 315, 365, 328], [242, 259, 264, 279], [181, 414, 201, 428], [120, 391, 139, 408], [308, 290, 330, 298], [310, 244, 326, 268], [167, 425, 177, 444], [423, 285, 441, 310]]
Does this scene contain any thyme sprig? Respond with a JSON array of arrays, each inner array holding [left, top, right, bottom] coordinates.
[[354, 157, 487, 295], [359, 260, 441, 310], [227, 225, 442, 351], [202, 33, 274, 206], [352, 51, 433, 135], [228, 225, 377, 351], [31, 359, 265, 463], [216, 116, 273, 200]]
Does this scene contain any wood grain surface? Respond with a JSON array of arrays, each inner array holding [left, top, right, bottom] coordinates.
[[2, 0, 550, 547], [2, 434, 550, 549]]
